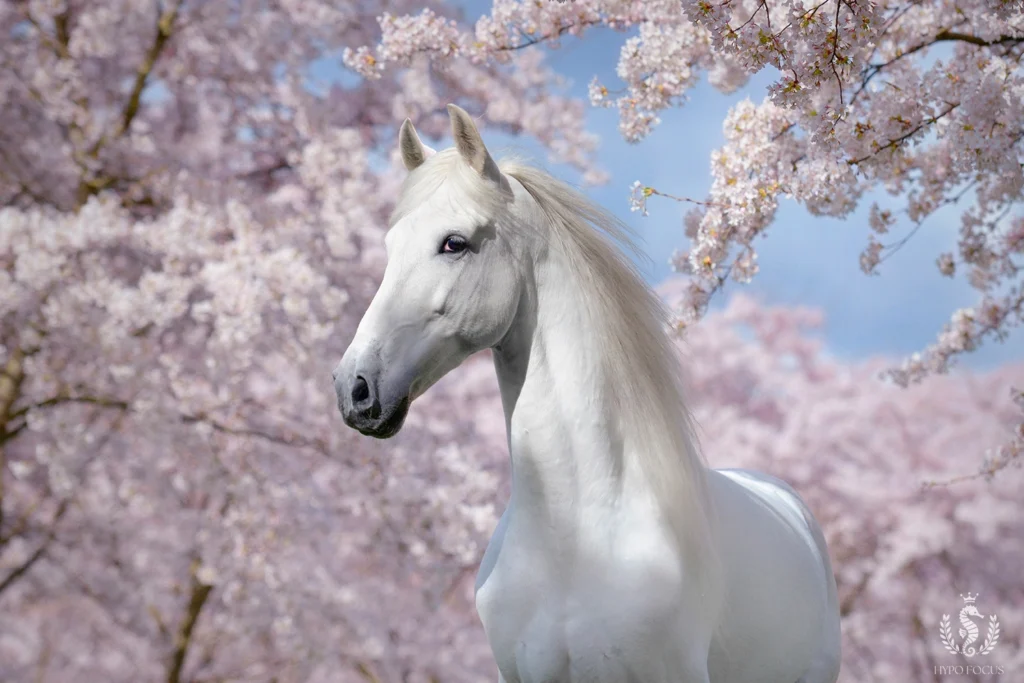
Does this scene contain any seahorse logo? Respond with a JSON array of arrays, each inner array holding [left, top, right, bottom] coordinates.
[[939, 592, 1000, 657]]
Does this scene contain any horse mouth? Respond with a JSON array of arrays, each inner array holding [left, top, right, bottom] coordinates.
[[347, 396, 410, 439]]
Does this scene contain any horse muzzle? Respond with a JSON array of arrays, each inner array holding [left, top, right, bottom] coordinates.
[[334, 367, 410, 439]]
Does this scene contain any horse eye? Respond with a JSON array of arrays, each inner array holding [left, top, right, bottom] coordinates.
[[440, 235, 468, 254]]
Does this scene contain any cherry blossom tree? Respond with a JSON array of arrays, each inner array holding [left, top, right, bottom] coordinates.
[[2, 1, 1022, 682], [0, 0, 576, 680], [350, 0, 1024, 473]]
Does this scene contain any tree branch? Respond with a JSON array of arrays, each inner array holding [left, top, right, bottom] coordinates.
[[77, 0, 183, 207], [355, 661, 383, 683], [494, 18, 607, 52], [0, 498, 68, 595], [6, 390, 330, 457], [0, 162, 55, 209], [181, 413, 330, 456], [52, 9, 71, 54], [166, 558, 214, 683], [0, 347, 27, 535], [113, 0, 183, 141], [934, 30, 1024, 47], [853, 28, 1024, 105], [11, 394, 130, 420], [847, 103, 959, 166], [0, 539, 47, 594]]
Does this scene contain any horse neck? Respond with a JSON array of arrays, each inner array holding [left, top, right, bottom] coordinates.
[[491, 252, 658, 545]]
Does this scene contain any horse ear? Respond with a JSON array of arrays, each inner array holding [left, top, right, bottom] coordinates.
[[447, 104, 503, 184], [399, 118, 436, 171]]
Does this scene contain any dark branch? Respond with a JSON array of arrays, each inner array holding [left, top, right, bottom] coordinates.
[[934, 30, 1024, 47], [166, 559, 214, 683], [854, 28, 1024, 104], [77, 0, 183, 207], [0, 347, 27, 534], [847, 104, 959, 166], [181, 413, 330, 456], [114, 0, 182, 140], [829, 0, 845, 108], [12, 394, 130, 420], [0, 499, 68, 595], [495, 18, 607, 52], [6, 391, 329, 457]]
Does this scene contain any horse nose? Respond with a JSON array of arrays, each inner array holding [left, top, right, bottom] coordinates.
[[349, 375, 381, 419], [351, 375, 369, 404]]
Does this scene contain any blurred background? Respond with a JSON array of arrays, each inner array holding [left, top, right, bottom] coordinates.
[[1, 1, 1021, 682]]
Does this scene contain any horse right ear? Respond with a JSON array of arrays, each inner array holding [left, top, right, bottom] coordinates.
[[399, 119, 436, 171]]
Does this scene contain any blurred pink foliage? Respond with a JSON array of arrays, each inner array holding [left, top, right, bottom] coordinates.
[[0, 1, 1022, 682]]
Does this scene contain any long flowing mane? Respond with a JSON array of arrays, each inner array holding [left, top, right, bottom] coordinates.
[[392, 150, 721, 593], [500, 162, 720, 584]]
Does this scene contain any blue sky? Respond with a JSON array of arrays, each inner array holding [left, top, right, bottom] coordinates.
[[338, 6, 1022, 371]]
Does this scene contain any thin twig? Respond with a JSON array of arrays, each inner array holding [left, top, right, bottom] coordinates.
[[166, 558, 214, 683]]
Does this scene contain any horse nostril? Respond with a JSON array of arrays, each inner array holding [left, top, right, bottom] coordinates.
[[352, 375, 370, 404]]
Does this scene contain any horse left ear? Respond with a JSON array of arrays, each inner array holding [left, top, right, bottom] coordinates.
[[447, 104, 503, 185], [399, 118, 436, 171]]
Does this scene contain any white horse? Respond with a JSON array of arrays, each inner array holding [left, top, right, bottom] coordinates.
[[334, 104, 841, 683]]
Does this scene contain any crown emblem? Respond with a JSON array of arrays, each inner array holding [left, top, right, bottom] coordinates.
[[942, 592, 999, 657]]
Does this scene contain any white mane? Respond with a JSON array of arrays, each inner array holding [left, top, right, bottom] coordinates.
[[504, 161, 720, 583]]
